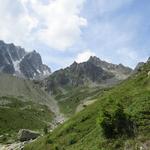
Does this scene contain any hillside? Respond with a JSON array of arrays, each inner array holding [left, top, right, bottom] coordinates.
[[0, 73, 51, 105], [0, 96, 54, 144], [0, 74, 60, 144], [25, 59, 150, 150]]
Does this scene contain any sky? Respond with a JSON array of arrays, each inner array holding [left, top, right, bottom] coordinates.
[[0, 0, 150, 71]]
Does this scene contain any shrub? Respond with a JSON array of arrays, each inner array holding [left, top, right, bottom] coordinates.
[[44, 125, 48, 134], [98, 104, 135, 138]]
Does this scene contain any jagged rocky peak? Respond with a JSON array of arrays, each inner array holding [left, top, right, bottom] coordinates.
[[88, 56, 116, 70], [20, 50, 51, 79], [69, 59, 113, 82], [70, 61, 78, 69], [45, 56, 133, 93], [0, 41, 51, 79], [0, 40, 26, 74], [88, 56, 101, 63], [0, 40, 26, 61], [88, 56, 133, 79]]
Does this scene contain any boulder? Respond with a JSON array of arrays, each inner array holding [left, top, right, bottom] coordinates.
[[18, 129, 40, 142]]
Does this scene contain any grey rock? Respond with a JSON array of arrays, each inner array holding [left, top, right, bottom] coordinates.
[[44, 56, 133, 94], [134, 62, 145, 73], [20, 50, 51, 79], [0, 40, 26, 74], [88, 56, 133, 77], [18, 129, 40, 142], [0, 41, 51, 79]]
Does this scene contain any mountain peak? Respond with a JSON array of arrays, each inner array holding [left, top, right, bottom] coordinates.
[[88, 56, 101, 62], [45, 56, 133, 94], [72, 61, 78, 65], [0, 41, 51, 79]]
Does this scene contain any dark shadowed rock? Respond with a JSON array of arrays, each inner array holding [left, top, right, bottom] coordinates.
[[18, 129, 40, 142]]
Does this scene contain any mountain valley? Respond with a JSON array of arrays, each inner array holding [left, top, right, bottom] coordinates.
[[0, 41, 149, 150]]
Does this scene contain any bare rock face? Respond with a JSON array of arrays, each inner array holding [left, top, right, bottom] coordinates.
[[0, 40, 51, 79], [134, 62, 145, 73], [88, 56, 133, 79], [18, 129, 40, 142], [44, 56, 133, 93], [0, 40, 26, 74], [20, 50, 51, 79]]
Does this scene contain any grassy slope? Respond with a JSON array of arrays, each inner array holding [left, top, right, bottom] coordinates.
[[54, 86, 108, 117], [25, 62, 150, 150], [0, 96, 54, 144], [0, 73, 53, 106], [0, 74, 55, 144]]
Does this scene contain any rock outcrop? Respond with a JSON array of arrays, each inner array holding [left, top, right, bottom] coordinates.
[[18, 129, 40, 142]]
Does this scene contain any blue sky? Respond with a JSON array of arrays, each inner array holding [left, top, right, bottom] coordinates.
[[0, 0, 149, 71]]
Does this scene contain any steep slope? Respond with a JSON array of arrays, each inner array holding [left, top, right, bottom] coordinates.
[[0, 73, 51, 105], [0, 73, 64, 143], [25, 59, 150, 150], [0, 40, 51, 79]]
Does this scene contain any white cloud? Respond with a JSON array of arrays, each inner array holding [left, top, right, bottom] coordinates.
[[0, 0, 38, 49], [31, 0, 87, 50], [75, 50, 95, 63], [0, 0, 87, 51]]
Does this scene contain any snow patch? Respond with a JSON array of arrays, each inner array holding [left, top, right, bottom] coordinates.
[[43, 70, 51, 76], [37, 69, 41, 74], [13, 60, 21, 73]]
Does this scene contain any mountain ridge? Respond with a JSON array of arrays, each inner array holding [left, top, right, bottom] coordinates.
[[0, 40, 51, 79], [44, 56, 133, 94]]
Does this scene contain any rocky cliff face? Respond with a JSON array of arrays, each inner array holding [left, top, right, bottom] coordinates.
[[44, 56, 133, 93], [20, 51, 51, 79], [0, 41, 51, 79], [88, 56, 132, 80]]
